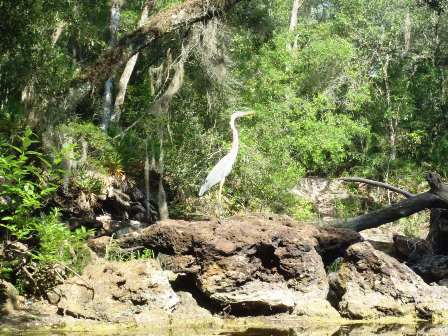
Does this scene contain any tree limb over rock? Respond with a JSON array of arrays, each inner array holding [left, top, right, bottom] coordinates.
[[332, 172, 448, 232], [339, 177, 415, 198], [80, 0, 245, 88]]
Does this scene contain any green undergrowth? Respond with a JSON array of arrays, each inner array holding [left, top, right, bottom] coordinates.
[[54, 121, 122, 175], [0, 129, 93, 294], [105, 241, 155, 262]]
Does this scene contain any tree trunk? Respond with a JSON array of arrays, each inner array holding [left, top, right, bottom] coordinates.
[[382, 54, 397, 163], [144, 144, 152, 222], [332, 172, 448, 232], [389, 118, 397, 162], [340, 177, 415, 198], [288, 0, 303, 49], [340, 173, 448, 259], [289, 0, 302, 31], [157, 131, 169, 220], [115, 43, 189, 138], [403, 10, 411, 56], [101, 0, 122, 131], [147, 46, 190, 220], [24, 21, 66, 128], [102, 78, 114, 131], [51, 20, 66, 46], [431, 6, 441, 66], [426, 208, 448, 254], [151, 47, 189, 221], [61, 136, 75, 195], [111, 1, 155, 125]]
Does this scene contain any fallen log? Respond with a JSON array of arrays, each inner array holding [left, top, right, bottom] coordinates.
[[332, 172, 448, 232]]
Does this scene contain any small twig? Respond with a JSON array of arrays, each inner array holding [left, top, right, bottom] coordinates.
[[20, 265, 37, 286]]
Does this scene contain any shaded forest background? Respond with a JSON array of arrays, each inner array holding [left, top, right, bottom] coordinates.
[[0, 0, 447, 292]]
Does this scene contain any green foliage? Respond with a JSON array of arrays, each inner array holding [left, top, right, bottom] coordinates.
[[108, 0, 448, 218], [0, 128, 57, 239], [431, 136, 448, 177], [0, 130, 92, 292], [32, 209, 93, 270], [105, 239, 155, 262], [153, 0, 183, 12], [333, 196, 368, 221], [233, 25, 371, 179], [72, 169, 105, 194], [398, 212, 428, 238], [56, 121, 122, 173], [327, 257, 344, 273], [290, 197, 316, 221]]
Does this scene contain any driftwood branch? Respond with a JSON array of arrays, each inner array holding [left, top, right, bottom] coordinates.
[[340, 177, 415, 198], [332, 173, 448, 232]]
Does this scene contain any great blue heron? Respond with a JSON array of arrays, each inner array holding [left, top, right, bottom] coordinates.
[[199, 111, 254, 212]]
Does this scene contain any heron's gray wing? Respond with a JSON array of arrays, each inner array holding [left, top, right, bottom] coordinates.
[[198, 154, 234, 196]]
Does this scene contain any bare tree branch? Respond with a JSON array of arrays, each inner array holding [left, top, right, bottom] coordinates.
[[331, 173, 448, 232], [339, 177, 415, 198]]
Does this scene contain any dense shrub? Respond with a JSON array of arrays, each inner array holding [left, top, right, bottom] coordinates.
[[0, 129, 92, 293]]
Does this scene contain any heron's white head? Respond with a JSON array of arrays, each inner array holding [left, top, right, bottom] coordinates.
[[231, 110, 255, 121]]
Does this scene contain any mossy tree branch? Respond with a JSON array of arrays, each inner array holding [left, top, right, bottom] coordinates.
[[79, 0, 245, 88]]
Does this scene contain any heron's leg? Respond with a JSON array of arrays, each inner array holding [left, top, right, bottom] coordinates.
[[217, 178, 225, 223]]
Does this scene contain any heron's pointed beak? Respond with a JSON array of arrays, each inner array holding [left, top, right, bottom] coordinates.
[[243, 111, 255, 117]]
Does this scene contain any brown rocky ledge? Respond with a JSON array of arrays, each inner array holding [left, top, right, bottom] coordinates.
[[3, 215, 448, 329], [89, 216, 361, 317]]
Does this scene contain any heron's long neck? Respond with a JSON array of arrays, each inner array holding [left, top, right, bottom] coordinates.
[[230, 118, 239, 156]]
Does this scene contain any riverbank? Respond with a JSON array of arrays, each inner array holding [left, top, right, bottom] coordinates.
[[3, 215, 448, 336]]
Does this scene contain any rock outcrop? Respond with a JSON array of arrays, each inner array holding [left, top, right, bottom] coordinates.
[[330, 242, 448, 320], [5, 215, 448, 326], [54, 173, 155, 237], [47, 260, 178, 322], [410, 254, 448, 285], [90, 216, 361, 317], [0, 280, 21, 315]]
